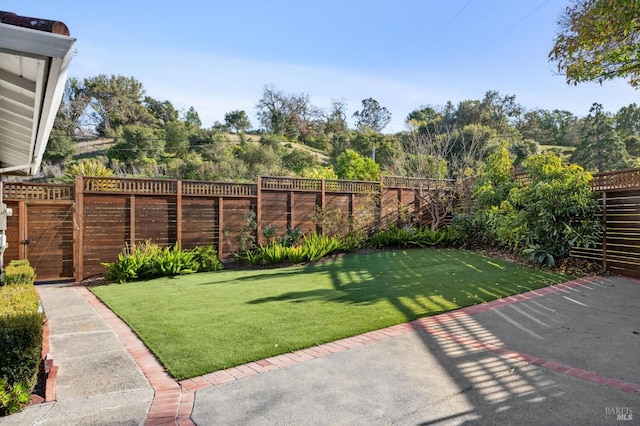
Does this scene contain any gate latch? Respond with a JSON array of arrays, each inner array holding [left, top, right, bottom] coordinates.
[[21, 239, 31, 245]]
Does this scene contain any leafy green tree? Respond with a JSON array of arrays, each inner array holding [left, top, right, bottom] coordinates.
[[352, 98, 391, 132], [43, 129, 76, 164], [302, 166, 338, 179], [108, 125, 163, 165], [549, 0, 640, 87], [570, 103, 633, 172], [615, 103, 640, 156], [224, 110, 251, 133], [144, 97, 179, 126], [163, 121, 191, 157], [84, 75, 153, 135], [406, 106, 443, 134], [182, 106, 202, 128], [335, 149, 380, 181], [282, 149, 317, 175], [348, 130, 400, 169]]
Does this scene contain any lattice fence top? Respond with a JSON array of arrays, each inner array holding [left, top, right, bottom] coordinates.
[[261, 176, 322, 191], [3, 182, 73, 200], [183, 181, 257, 197], [590, 168, 640, 192]]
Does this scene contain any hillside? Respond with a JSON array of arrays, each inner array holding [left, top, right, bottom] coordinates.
[[74, 135, 330, 165]]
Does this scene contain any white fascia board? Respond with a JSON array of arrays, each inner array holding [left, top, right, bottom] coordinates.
[[31, 52, 74, 174], [0, 23, 75, 59]]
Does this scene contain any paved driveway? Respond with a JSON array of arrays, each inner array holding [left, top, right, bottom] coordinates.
[[190, 276, 640, 425]]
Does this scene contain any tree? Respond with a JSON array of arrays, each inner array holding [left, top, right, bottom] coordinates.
[[570, 103, 633, 172], [144, 97, 179, 126], [224, 110, 251, 133], [182, 106, 202, 128], [84, 75, 153, 135], [393, 125, 488, 230], [615, 103, 640, 156], [108, 125, 163, 166], [352, 98, 391, 132], [335, 149, 380, 181], [549, 0, 640, 87], [54, 77, 91, 136], [43, 129, 76, 164], [255, 85, 318, 140]]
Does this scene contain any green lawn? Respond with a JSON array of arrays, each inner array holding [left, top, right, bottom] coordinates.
[[90, 248, 569, 380]]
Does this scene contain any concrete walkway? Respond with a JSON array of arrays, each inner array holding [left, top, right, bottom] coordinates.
[[0, 283, 154, 426], [2, 276, 639, 425]]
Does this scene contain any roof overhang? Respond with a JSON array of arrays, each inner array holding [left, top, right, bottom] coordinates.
[[0, 21, 75, 175]]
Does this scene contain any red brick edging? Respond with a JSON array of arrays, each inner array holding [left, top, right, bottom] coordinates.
[[76, 276, 640, 425], [31, 291, 58, 406], [75, 286, 195, 426]]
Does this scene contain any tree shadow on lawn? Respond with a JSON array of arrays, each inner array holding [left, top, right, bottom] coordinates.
[[245, 248, 566, 322]]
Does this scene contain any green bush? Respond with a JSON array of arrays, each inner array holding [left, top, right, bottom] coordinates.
[[471, 149, 602, 266], [0, 379, 30, 416], [0, 283, 43, 416], [2, 260, 36, 286], [300, 233, 343, 262], [191, 245, 223, 272], [103, 242, 223, 283]]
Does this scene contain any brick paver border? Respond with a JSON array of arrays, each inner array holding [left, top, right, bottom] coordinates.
[[76, 276, 640, 425]]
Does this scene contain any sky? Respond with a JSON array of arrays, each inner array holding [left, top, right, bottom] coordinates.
[[4, 1, 639, 132]]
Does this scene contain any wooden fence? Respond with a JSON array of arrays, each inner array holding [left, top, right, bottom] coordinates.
[[2, 175, 453, 282], [570, 168, 640, 278], [8, 167, 640, 282]]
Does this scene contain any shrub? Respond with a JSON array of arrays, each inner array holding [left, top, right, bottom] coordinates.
[[300, 233, 342, 262], [191, 245, 223, 272], [152, 244, 198, 277], [2, 260, 36, 285], [471, 149, 602, 266], [286, 245, 306, 264], [0, 284, 43, 415], [103, 242, 220, 283], [257, 242, 289, 265], [0, 379, 30, 416]]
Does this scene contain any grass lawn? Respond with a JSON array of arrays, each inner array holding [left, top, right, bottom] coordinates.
[[90, 248, 569, 380]]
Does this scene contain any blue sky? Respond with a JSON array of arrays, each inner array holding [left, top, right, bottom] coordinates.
[[5, 1, 639, 132]]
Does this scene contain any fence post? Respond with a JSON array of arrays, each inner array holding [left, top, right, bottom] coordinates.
[[129, 195, 136, 249], [256, 177, 262, 246], [217, 197, 224, 259], [17, 200, 26, 260], [176, 180, 182, 247], [602, 191, 607, 271], [73, 176, 84, 282]]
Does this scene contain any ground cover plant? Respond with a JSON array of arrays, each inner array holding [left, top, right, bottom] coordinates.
[[90, 248, 568, 380]]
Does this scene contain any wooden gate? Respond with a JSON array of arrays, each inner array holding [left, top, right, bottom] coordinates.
[[22, 202, 75, 280], [3, 183, 75, 282]]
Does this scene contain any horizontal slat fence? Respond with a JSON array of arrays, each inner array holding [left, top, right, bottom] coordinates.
[[3, 175, 454, 281], [6, 167, 640, 281]]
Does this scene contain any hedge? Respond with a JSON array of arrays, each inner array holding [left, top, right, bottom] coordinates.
[[2, 260, 36, 285], [0, 283, 43, 389]]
